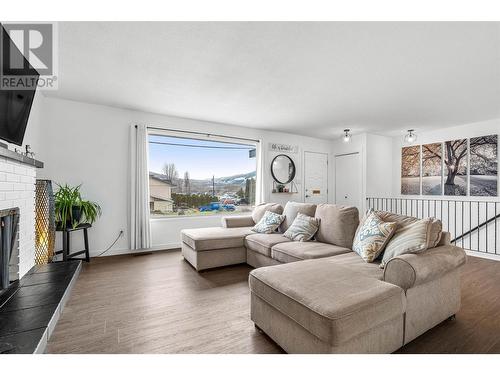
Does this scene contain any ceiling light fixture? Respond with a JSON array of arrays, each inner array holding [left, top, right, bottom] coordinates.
[[342, 129, 351, 143], [404, 129, 417, 144]]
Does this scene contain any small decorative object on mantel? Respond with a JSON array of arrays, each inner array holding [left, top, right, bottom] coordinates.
[[35, 180, 56, 265]]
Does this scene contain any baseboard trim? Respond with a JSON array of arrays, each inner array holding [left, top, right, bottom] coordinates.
[[93, 246, 181, 259], [100, 243, 181, 257]]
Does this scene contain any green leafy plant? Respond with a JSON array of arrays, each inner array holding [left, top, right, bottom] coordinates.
[[54, 184, 102, 229]]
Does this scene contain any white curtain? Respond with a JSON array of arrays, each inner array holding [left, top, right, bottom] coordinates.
[[255, 141, 265, 204], [130, 124, 151, 250]]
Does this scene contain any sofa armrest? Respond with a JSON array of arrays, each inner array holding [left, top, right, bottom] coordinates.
[[383, 245, 466, 290], [438, 231, 451, 246], [221, 215, 255, 228]]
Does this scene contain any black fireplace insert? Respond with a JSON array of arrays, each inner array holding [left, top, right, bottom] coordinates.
[[0, 207, 20, 298]]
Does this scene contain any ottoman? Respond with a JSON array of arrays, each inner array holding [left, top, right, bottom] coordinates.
[[181, 227, 253, 271], [249, 258, 406, 353]]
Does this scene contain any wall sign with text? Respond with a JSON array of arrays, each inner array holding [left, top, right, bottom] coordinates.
[[268, 143, 298, 154]]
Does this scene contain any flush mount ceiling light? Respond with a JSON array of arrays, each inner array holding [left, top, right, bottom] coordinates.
[[404, 129, 417, 144], [342, 129, 351, 143]]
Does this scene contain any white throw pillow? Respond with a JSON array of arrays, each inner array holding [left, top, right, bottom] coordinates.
[[283, 213, 320, 241], [252, 210, 285, 234], [381, 218, 433, 267]]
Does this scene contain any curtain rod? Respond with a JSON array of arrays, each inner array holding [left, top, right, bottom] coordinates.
[[136, 125, 260, 144]]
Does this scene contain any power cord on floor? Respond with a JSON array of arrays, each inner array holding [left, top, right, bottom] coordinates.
[[96, 230, 124, 257]]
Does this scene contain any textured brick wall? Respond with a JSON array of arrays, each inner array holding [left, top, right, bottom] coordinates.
[[0, 157, 37, 278]]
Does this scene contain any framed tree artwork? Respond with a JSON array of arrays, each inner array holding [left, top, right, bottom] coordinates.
[[401, 145, 421, 195], [470, 135, 498, 196], [422, 143, 442, 195], [444, 139, 468, 196]]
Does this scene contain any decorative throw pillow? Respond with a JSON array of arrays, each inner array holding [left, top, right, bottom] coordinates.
[[352, 212, 397, 263], [381, 218, 433, 268], [283, 213, 320, 241], [252, 210, 285, 234], [376, 211, 442, 249]]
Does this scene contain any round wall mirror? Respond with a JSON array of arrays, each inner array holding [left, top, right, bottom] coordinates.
[[271, 154, 296, 184]]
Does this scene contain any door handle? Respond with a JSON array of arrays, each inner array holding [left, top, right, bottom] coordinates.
[[305, 195, 310, 198]]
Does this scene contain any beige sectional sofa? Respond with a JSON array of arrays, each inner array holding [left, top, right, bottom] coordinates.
[[180, 202, 466, 353]]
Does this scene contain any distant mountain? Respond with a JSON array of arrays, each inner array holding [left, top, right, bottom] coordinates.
[[213, 171, 256, 184], [170, 170, 256, 195]]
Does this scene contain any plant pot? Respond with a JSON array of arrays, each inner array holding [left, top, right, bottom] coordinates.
[[71, 206, 82, 224], [56, 205, 83, 229]]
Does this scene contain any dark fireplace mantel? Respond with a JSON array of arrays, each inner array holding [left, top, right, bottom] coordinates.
[[0, 146, 43, 168]]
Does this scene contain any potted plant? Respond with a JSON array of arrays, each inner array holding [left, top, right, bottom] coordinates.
[[54, 184, 102, 229]]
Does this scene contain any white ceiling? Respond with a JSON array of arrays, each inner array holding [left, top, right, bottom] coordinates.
[[47, 22, 500, 138]]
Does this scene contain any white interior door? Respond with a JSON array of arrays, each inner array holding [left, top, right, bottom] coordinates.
[[304, 152, 328, 204], [335, 153, 361, 210]]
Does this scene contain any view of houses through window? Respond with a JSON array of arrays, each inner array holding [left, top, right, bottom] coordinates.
[[148, 134, 257, 217]]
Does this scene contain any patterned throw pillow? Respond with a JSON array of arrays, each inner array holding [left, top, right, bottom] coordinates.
[[381, 218, 433, 268], [252, 210, 285, 234], [283, 213, 320, 241], [353, 212, 397, 263]]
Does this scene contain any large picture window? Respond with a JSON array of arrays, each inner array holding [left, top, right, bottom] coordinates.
[[148, 133, 257, 217]]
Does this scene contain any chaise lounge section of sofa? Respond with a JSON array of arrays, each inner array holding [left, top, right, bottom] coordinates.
[[180, 201, 466, 353]]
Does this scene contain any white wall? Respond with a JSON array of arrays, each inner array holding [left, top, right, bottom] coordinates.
[[331, 132, 394, 213], [37, 97, 334, 255], [366, 134, 393, 198]]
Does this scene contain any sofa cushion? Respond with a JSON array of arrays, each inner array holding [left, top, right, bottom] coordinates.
[[245, 233, 291, 257], [252, 203, 283, 224], [280, 201, 317, 232], [324, 252, 384, 280], [352, 212, 397, 262], [381, 218, 433, 267], [314, 204, 359, 248], [283, 213, 320, 242], [181, 227, 253, 251], [249, 259, 406, 345], [271, 241, 351, 263]]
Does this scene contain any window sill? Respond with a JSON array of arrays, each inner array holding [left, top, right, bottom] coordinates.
[[150, 213, 241, 221]]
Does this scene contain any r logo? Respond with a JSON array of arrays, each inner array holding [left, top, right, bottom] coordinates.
[[0, 22, 57, 90], [1, 23, 53, 75]]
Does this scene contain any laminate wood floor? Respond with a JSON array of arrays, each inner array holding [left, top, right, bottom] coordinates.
[[46, 251, 500, 354]]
